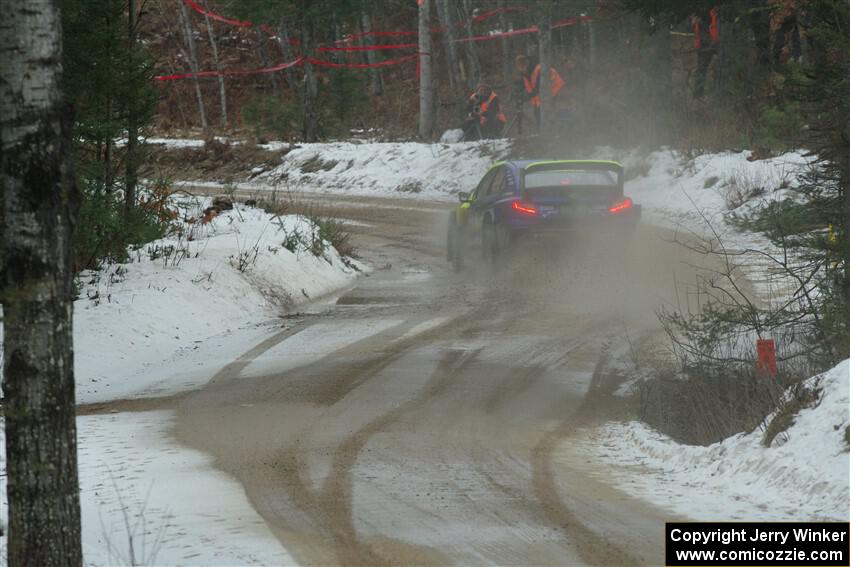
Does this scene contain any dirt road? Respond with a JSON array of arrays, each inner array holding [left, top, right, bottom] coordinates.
[[173, 195, 701, 566]]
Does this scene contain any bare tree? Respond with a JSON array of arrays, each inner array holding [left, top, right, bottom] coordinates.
[[125, 0, 140, 211], [177, 0, 208, 131], [418, 0, 434, 139], [0, 0, 83, 564], [254, 27, 280, 91], [458, 0, 481, 89], [498, 0, 512, 82], [434, 0, 460, 88], [276, 17, 299, 90], [301, 22, 319, 142], [537, 9, 552, 134], [201, 0, 228, 127], [361, 12, 385, 96]]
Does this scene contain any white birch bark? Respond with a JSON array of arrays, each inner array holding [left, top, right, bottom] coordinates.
[[0, 0, 83, 563], [418, 0, 435, 139]]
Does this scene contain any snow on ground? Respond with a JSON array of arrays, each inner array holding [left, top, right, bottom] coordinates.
[[72, 201, 358, 404], [78, 411, 296, 565], [614, 148, 809, 233], [572, 359, 850, 521], [257, 139, 512, 198], [0, 198, 361, 565], [0, 413, 297, 566]]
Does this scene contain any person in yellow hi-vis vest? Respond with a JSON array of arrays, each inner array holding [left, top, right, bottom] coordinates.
[[514, 55, 565, 134]]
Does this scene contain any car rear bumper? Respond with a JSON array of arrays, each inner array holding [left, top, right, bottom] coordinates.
[[507, 204, 641, 235]]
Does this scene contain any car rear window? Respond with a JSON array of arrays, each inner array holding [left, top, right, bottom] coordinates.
[[524, 169, 617, 189]]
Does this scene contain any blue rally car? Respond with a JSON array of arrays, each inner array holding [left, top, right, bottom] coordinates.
[[446, 159, 640, 269]]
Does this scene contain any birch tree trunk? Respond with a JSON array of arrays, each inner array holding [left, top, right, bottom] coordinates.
[[0, 0, 83, 564], [459, 0, 481, 90], [418, 0, 434, 139], [361, 13, 384, 96], [434, 0, 459, 89], [201, 0, 227, 127], [498, 0, 512, 83], [177, 0, 208, 131]]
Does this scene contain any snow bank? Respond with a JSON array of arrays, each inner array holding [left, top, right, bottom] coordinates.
[[0, 412, 297, 565], [576, 359, 850, 521], [71, 202, 358, 404], [615, 148, 809, 232], [258, 140, 511, 198], [0, 201, 360, 405]]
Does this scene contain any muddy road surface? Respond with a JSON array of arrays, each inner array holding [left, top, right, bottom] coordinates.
[[173, 194, 702, 566]]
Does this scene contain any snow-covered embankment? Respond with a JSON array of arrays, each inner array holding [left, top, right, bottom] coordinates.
[[2, 199, 359, 565]]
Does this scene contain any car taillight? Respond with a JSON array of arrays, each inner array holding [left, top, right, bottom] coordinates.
[[511, 200, 538, 216], [609, 197, 633, 214]]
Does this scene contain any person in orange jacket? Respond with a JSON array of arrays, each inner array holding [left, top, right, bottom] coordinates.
[[463, 83, 507, 140], [514, 55, 565, 133]]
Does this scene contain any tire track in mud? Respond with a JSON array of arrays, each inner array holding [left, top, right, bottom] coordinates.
[[277, 348, 481, 567], [228, 304, 487, 566], [530, 345, 641, 567]]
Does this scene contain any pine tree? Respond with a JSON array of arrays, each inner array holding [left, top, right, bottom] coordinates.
[[732, 0, 850, 364]]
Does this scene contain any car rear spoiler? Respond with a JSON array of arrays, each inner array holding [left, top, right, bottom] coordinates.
[[522, 160, 624, 187]]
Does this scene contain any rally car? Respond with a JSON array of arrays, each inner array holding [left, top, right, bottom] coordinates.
[[446, 160, 640, 269]]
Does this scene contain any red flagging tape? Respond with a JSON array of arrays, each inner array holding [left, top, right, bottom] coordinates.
[[161, 2, 594, 82], [183, 0, 536, 44], [452, 15, 592, 43], [154, 52, 421, 81], [154, 57, 304, 81], [306, 53, 420, 69], [551, 15, 593, 29], [472, 6, 528, 24], [183, 0, 251, 27], [318, 43, 418, 52]]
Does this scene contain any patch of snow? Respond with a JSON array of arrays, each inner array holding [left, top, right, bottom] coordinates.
[[0, 412, 297, 565], [574, 358, 850, 521], [239, 319, 403, 379], [439, 129, 465, 143], [257, 140, 511, 199], [0, 201, 360, 406]]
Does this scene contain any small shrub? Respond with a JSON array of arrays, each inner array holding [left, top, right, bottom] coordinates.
[[703, 175, 720, 189], [282, 227, 304, 253], [638, 366, 785, 446], [396, 180, 423, 193], [242, 94, 302, 142], [75, 179, 170, 270], [230, 244, 260, 273], [300, 156, 338, 173], [762, 382, 820, 447], [312, 217, 354, 258], [723, 173, 768, 210]]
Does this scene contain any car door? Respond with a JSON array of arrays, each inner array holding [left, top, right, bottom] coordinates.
[[469, 166, 504, 234], [465, 168, 497, 234]]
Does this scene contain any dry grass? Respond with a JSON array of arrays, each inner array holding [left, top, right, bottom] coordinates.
[[250, 190, 356, 259], [762, 382, 821, 447]]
